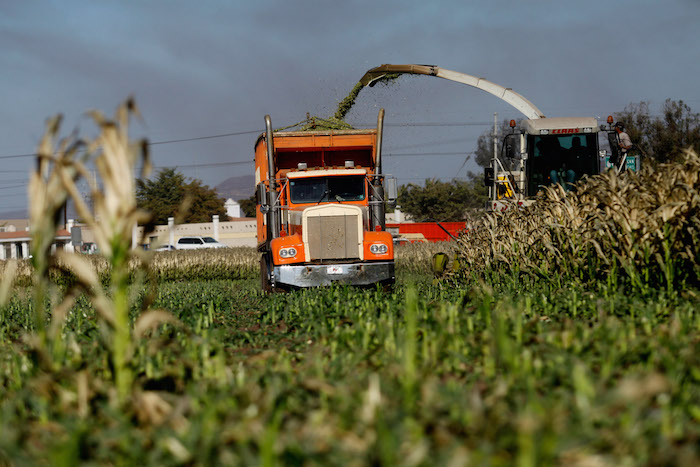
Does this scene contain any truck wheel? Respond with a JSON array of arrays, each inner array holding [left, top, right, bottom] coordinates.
[[260, 254, 272, 294], [381, 279, 395, 294]]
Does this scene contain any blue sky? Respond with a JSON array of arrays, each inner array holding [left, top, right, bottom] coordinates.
[[1, 0, 699, 215]]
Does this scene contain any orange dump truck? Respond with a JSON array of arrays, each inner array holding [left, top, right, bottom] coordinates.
[[255, 110, 397, 291]]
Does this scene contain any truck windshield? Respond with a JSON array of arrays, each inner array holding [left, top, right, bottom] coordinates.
[[527, 133, 598, 193], [289, 175, 365, 203]]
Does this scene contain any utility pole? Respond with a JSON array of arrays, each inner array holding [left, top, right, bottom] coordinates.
[[492, 112, 498, 202], [92, 169, 98, 212], [493, 112, 498, 160]]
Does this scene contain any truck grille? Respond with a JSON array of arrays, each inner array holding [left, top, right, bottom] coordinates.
[[304, 206, 362, 261]]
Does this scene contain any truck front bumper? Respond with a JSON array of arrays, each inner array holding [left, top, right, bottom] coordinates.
[[273, 261, 395, 288]]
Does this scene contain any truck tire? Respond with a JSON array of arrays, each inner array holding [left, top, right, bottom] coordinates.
[[260, 254, 272, 294], [381, 279, 395, 294]]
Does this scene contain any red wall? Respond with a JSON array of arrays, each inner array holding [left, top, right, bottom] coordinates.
[[385, 222, 466, 242]]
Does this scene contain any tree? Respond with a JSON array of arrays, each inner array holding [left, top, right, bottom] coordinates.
[[615, 99, 700, 162], [653, 99, 700, 160], [238, 194, 257, 218], [136, 168, 227, 224], [184, 179, 229, 223], [397, 174, 487, 222], [474, 119, 521, 169]]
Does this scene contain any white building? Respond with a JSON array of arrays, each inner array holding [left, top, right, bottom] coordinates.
[[224, 198, 242, 219], [1, 213, 258, 259], [0, 221, 71, 260], [137, 215, 257, 249]]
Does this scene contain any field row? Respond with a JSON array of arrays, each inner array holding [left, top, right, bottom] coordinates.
[[1, 268, 698, 464]]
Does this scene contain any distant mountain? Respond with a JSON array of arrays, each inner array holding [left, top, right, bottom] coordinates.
[[215, 175, 255, 202], [0, 206, 83, 222], [0, 208, 28, 219], [1, 201, 80, 223]]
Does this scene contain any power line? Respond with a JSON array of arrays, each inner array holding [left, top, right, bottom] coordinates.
[[386, 152, 472, 157], [362, 122, 491, 127], [4, 105, 699, 161], [0, 203, 29, 211], [397, 177, 475, 182], [0, 122, 492, 160], [147, 129, 261, 146], [0, 151, 475, 208], [0, 169, 31, 174], [2, 151, 470, 186], [0, 153, 37, 160], [0, 131, 259, 160], [0, 184, 26, 191], [152, 160, 252, 170], [389, 135, 477, 151]]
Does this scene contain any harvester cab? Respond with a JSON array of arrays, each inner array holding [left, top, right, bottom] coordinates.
[[522, 117, 601, 196], [487, 116, 643, 211]]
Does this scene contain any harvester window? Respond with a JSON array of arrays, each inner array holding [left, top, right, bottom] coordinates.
[[528, 133, 598, 194], [289, 176, 365, 204]]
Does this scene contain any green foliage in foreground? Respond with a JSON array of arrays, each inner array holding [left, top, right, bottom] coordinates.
[[0, 272, 698, 465]]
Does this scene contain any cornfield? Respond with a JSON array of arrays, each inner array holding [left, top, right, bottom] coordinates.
[[0, 247, 259, 288], [0, 101, 697, 465], [457, 150, 700, 295]]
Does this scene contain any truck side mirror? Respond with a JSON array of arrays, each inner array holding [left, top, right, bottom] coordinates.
[[385, 177, 398, 204], [504, 134, 517, 159], [256, 183, 269, 213], [484, 167, 494, 186]]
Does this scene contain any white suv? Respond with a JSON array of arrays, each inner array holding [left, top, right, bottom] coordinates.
[[175, 236, 227, 250]]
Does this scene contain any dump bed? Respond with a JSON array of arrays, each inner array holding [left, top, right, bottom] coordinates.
[[254, 129, 378, 187]]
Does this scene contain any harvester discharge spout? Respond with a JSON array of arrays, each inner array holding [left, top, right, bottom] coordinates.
[[359, 64, 545, 120]]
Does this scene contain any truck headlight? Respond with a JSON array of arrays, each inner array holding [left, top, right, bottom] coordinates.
[[369, 243, 388, 254], [279, 247, 297, 258]]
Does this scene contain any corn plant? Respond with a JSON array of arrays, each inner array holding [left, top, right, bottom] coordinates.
[[33, 99, 177, 403], [456, 150, 700, 294], [0, 260, 17, 308], [27, 114, 84, 366]]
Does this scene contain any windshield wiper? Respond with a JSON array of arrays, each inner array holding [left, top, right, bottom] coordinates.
[[316, 189, 329, 204]]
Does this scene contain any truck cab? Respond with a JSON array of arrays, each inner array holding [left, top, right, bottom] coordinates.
[[255, 111, 397, 291]]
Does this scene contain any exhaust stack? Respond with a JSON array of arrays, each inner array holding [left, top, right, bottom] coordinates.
[[372, 109, 386, 231], [264, 115, 279, 238]]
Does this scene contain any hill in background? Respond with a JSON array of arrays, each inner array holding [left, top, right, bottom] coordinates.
[[215, 175, 255, 202], [0, 208, 29, 219]]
